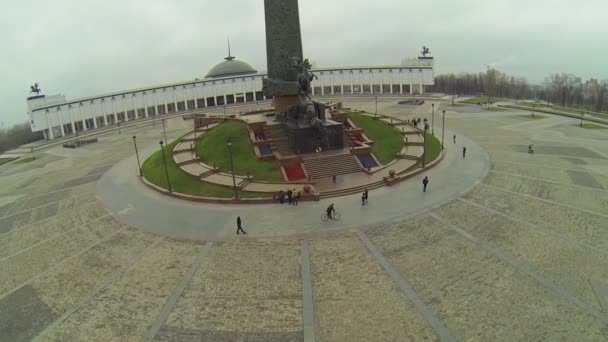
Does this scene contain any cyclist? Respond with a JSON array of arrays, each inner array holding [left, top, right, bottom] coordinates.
[[326, 203, 335, 220]]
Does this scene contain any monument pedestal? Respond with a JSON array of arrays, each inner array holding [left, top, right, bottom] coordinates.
[[285, 120, 344, 154]]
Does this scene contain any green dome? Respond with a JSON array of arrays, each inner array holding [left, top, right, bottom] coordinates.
[[205, 56, 258, 78]]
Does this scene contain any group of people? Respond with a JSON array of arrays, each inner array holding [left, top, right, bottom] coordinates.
[[254, 134, 266, 141], [276, 188, 301, 205]]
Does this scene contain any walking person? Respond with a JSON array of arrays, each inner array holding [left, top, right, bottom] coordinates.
[[287, 189, 293, 205], [332, 175, 337, 184], [361, 188, 368, 205], [236, 216, 246, 235], [294, 190, 300, 206], [462, 146, 467, 159], [422, 176, 429, 192], [453, 134, 456, 144]]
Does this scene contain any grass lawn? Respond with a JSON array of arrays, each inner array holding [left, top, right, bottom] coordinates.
[[141, 137, 269, 198], [580, 123, 608, 129], [461, 97, 495, 104], [348, 112, 403, 164], [196, 121, 283, 182], [484, 107, 508, 112], [524, 114, 546, 120], [0, 157, 18, 165], [425, 133, 442, 163], [14, 156, 36, 164]]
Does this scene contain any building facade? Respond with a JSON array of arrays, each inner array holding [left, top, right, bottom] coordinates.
[[27, 57, 434, 140]]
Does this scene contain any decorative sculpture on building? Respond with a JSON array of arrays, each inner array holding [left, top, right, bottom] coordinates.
[[30, 83, 41, 95], [421, 46, 430, 57]]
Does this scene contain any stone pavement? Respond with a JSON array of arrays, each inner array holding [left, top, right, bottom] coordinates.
[[1, 100, 608, 341], [96, 125, 488, 240]]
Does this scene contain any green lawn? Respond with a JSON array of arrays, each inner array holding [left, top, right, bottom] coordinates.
[[348, 112, 404, 164], [0, 157, 17, 165], [14, 156, 36, 164], [425, 133, 442, 163], [196, 121, 283, 182], [519, 114, 546, 120], [141, 137, 269, 198], [484, 107, 508, 112], [580, 123, 608, 129], [461, 97, 495, 104]]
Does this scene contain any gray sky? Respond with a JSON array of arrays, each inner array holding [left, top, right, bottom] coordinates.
[[1, 0, 607, 126]]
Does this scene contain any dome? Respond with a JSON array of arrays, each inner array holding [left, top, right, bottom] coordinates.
[[205, 55, 258, 79]]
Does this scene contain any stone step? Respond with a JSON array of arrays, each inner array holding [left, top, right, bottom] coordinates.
[[303, 154, 361, 179]]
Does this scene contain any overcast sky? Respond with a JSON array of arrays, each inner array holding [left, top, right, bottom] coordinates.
[[1, 0, 607, 126]]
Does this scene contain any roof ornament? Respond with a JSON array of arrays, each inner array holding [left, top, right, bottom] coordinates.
[[225, 37, 235, 61]]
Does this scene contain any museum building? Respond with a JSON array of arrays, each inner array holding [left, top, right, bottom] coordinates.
[[26, 54, 434, 140]]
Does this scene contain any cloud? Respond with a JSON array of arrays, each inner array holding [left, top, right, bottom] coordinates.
[[1, 0, 607, 126]]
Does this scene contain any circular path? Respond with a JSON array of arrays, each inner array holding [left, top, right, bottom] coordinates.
[[1, 99, 608, 341]]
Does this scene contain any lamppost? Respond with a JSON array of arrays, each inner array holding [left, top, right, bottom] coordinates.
[[132, 136, 142, 176], [422, 123, 428, 168], [441, 110, 446, 150], [162, 119, 168, 145], [580, 112, 585, 127], [159, 141, 172, 191], [431, 103, 435, 135], [227, 137, 238, 199], [375, 95, 378, 118]]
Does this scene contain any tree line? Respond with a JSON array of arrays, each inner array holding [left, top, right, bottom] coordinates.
[[431, 69, 608, 113], [0, 123, 43, 155]]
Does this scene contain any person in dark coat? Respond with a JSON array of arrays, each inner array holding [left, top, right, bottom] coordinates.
[[463, 146, 467, 159], [422, 176, 429, 192], [362, 189, 368, 205], [453, 134, 456, 144], [236, 216, 246, 235], [287, 189, 293, 205]]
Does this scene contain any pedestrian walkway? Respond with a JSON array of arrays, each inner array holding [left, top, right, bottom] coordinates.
[[96, 129, 489, 241]]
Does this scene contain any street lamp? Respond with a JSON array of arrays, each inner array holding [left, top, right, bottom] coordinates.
[[132, 136, 142, 176], [375, 95, 378, 118], [431, 103, 435, 135], [227, 137, 238, 199], [162, 119, 168, 145], [580, 112, 585, 127], [422, 123, 428, 168], [159, 141, 172, 191], [441, 110, 446, 150]]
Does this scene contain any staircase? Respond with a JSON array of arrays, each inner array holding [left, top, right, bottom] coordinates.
[[267, 125, 291, 155], [303, 154, 362, 179]]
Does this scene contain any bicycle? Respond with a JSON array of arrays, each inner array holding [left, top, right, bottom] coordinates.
[[321, 211, 341, 221]]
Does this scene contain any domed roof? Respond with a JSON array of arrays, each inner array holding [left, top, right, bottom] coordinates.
[[205, 55, 258, 79]]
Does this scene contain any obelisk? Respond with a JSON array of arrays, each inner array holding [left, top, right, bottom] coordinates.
[[262, 0, 304, 112]]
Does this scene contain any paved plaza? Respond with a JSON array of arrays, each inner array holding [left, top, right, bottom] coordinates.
[[1, 99, 608, 341]]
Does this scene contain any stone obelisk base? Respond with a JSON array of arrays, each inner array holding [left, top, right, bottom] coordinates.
[[272, 95, 299, 113]]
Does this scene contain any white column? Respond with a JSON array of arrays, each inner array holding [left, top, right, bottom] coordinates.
[[46, 113, 54, 139], [330, 73, 335, 95], [57, 111, 65, 137], [410, 83, 413, 94], [350, 72, 354, 95], [400, 84, 403, 94]]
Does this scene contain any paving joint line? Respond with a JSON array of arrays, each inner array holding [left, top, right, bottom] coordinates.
[[0, 191, 97, 221], [489, 170, 607, 192], [489, 159, 606, 176], [483, 148, 608, 162], [0, 214, 111, 263], [0, 201, 99, 238], [0, 176, 100, 199], [33, 236, 166, 341], [478, 183, 608, 218], [299, 240, 316, 342], [429, 213, 608, 323], [356, 231, 456, 342], [457, 198, 608, 257], [144, 242, 213, 342], [0, 225, 131, 301]]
